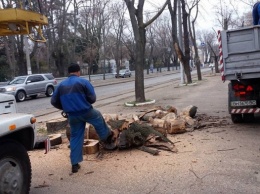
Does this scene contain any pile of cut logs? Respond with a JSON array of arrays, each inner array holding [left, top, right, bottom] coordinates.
[[46, 105, 198, 155]]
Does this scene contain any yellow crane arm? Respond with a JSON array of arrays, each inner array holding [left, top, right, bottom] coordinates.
[[0, 8, 48, 42]]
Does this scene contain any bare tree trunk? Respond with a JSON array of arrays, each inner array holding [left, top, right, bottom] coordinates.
[[3, 37, 16, 77], [124, 0, 168, 102], [181, 0, 191, 83], [207, 42, 220, 73], [188, 1, 202, 81], [135, 27, 146, 102], [168, 0, 192, 84]]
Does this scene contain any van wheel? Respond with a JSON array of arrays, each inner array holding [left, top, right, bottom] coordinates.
[[0, 140, 32, 194], [16, 90, 26, 102], [231, 114, 243, 123], [46, 86, 54, 97]]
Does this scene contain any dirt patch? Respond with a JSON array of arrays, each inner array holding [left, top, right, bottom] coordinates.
[[30, 73, 260, 194]]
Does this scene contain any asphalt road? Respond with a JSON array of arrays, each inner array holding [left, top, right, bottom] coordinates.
[[16, 69, 184, 121], [17, 68, 210, 121]]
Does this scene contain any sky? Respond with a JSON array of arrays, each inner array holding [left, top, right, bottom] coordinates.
[[143, 0, 253, 31]]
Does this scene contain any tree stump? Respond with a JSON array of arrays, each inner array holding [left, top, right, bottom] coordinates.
[[66, 123, 99, 141], [46, 119, 68, 133]]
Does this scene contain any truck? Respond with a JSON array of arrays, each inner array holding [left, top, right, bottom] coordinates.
[[0, 1, 49, 193], [0, 93, 37, 193], [219, 26, 260, 123]]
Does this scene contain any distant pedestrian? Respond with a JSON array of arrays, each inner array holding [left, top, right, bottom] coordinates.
[[51, 63, 116, 173], [252, 2, 260, 25]]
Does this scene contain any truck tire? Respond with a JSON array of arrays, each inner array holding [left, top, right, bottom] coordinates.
[[231, 114, 243, 123], [0, 140, 31, 194]]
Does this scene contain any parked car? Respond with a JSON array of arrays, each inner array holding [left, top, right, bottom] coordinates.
[[0, 73, 57, 102], [115, 69, 131, 78]]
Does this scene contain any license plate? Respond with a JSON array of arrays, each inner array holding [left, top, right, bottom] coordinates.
[[231, 100, 257, 107]]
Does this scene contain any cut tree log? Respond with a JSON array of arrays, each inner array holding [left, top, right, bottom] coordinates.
[[166, 119, 186, 134], [166, 106, 178, 114], [48, 134, 62, 146], [138, 107, 161, 120], [150, 118, 167, 129], [83, 139, 99, 154], [103, 114, 118, 122], [180, 105, 198, 118], [107, 119, 129, 131], [66, 123, 99, 141], [161, 112, 177, 120], [153, 127, 167, 137], [180, 115, 195, 126], [119, 113, 139, 123], [155, 110, 168, 119], [46, 118, 68, 133]]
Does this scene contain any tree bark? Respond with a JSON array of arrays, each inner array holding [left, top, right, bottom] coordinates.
[[124, 0, 168, 102], [189, 2, 202, 81]]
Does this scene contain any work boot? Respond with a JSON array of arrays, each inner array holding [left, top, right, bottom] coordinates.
[[72, 163, 81, 173], [100, 131, 117, 150]]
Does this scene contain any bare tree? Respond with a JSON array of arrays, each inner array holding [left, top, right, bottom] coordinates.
[[124, 0, 169, 102], [168, 0, 192, 84], [109, 2, 127, 76], [188, 0, 202, 80], [197, 30, 217, 65]]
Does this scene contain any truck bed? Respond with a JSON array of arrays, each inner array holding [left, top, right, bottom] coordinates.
[[221, 26, 260, 80]]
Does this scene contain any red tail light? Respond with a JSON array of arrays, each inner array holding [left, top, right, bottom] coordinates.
[[233, 83, 253, 97], [246, 85, 253, 92], [233, 84, 245, 91]]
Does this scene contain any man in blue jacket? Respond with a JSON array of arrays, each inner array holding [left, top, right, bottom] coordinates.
[[253, 2, 260, 25], [51, 63, 116, 173]]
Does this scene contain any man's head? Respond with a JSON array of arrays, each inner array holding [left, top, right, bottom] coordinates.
[[68, 63, 80, 75]]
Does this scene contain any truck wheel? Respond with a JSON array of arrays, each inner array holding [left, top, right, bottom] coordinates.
[[0, 140, 31, 194], [46, 86, 54, 97], [231, 114, 243, 123], [15, 90, 26, 102]]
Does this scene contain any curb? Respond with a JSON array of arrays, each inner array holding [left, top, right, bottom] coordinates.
[[125, 99, 156, 107]]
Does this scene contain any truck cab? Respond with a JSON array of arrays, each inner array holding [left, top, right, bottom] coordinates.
[[0, 93, 37, 193]]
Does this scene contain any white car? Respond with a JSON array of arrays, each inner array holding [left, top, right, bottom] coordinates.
[[115, 69, 131, 78]]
